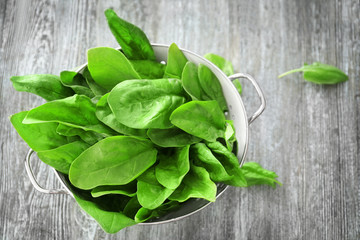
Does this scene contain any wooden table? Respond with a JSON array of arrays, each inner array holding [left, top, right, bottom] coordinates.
[[1, 0, 359, 239]]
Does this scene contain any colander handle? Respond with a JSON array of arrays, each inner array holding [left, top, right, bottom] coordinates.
[[228, 73, 266, 125], [25, 149, 69, 194]]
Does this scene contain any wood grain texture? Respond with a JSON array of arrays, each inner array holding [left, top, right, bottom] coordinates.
[[0, 0, 359, 239]]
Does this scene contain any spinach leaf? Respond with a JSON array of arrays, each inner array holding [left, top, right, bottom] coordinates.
[[82, 66, 108, 96], [168, 163, 217, 202], [123, 196, 142, 219], [59, 71, 94, 98], [198, 64, 228, 111], [147, 127, 201, 147], [233, 79, 242, 95], [137, 166, 174, 210], [241, 162, 282, 188], [104, 9, 155, 60], [155, 146, 190, 189], [164, 43, 188, 79], [10, 111, 68, 151], [134, 201, 180, 223], [181, 62, 211, 101], [37, 141, 90, 174], [69, 136, 157, 190], [206, 142, 247, 187], [87, 47, 141, 91], [170, 101, 226, 142], [56, 124, 105, 145], [91, 181, 137, 198], [130, 60, 166, 79], [72, 190, 136, 234], [191, 143, 233, 182], [96, 93, 147, 137], [108, 78, 186, 129], [22, 95, 115, 136], [204, 53, 234, 76], [278, 62, 348, 84], [224, 120, 236, 151], [10, 74, 74, 101]]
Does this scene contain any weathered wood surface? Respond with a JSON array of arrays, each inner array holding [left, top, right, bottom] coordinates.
[[1, 0, 359, 239]]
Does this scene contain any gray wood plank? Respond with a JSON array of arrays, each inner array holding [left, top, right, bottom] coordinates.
[[0, 0, 359, 239]]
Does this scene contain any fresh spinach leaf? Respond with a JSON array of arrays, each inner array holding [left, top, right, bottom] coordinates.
[[130, 60, 166, 79], [241, 162, 282, 188], [82, 66, 108, 96], [123, 196, 142, 219], [137, 166, 174, 210], [155, 145, 190, 189], [108, 78, 186, 129], [181, 62, 211, 101], [147, 127, 201, 147], [96, 93, 147, 137], [59, 71, 94, 98], [134, 201, 180, 223], [168, 163, 217, 202], [56, 124, 105, 145], [278, 62, 348, 84], [170, 101, 226, 142], [87, 47, 141, 90], [37, 141, 90, 174], [10, 74, 74, 101], [224, 120, 236, 151], [204, 53, 234, 76], [104, 9, 155, 60], [91, 181, 137, 198], [69, 136, 157, 190], [10, 111, 68, 151], [164, 43, 188, 79], [191, 143, 233, 182]]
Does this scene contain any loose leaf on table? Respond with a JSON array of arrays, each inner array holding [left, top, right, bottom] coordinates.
[[82, 67, 108, 96], [191, 143, 233, 182], [56, 124, 105, 145], [278, 62, 348, 84], [59, 71, 94, 98], [134, 201, 180, 223], [91, 181, 137, 198], [96, 93, 147, 137], [137, 166, 175, 210], [147, 127, 201, 147], [10, 111, 68, 151], [155, 145, 190, 189], [69, 136, 157, 190], [168, 163, 217, 202], [87, 47, 141, 90], [240, 162, 282, 188], [130, 60, 166, 79], [164, 43, 188, 79], [37, 141, 90, 174], [206, 142, 247, 187], [22, 94, 115, 136], [170, 101, 226, 142], [198, 64, 228, 111], [72, 190, 136, 234], [104, 9, 156, 61], [181, 62, 211, 101], [108, 78, 186, 129], [10, 74, 74, 101]]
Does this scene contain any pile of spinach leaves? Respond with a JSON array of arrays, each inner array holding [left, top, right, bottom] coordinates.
[[10, 9, 280, 233]]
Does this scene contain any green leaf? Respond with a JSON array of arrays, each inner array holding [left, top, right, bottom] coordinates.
[[278, 62, 348, 84], [155, 146, 190, 189], [204, 53, 234, 76], [206, 142, 247, 187], [137, 166, 175, 210], [59, 71, 94, 98], [10, 111, 68, 151], [82, 66, 108, 96], [134, 201, 180, 223], [87, 47, 141, 90], [233, 79, 242, 95], [169, 163, 217, 202], [224, 120, 236, 151], [10, 74, 74, 101], [181, 62, 211, 101], [241, 162, 282, 188], [69, 136, 157, 190], [147, 127, 201, 147], [91, 181, 137, 198], [22, 95, 115, 136], [96, 93, 147, 137], [37, 141, 90, 174], [130, 60, 166, 79], [104, 9, 155, 60], [164, 43, 188, 79], [198, 64, 228, 111], [170, 101, 226, 142], [56, 124, 105, 145], [108, 78, 186, 129], [191, 143, 233, 182]]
